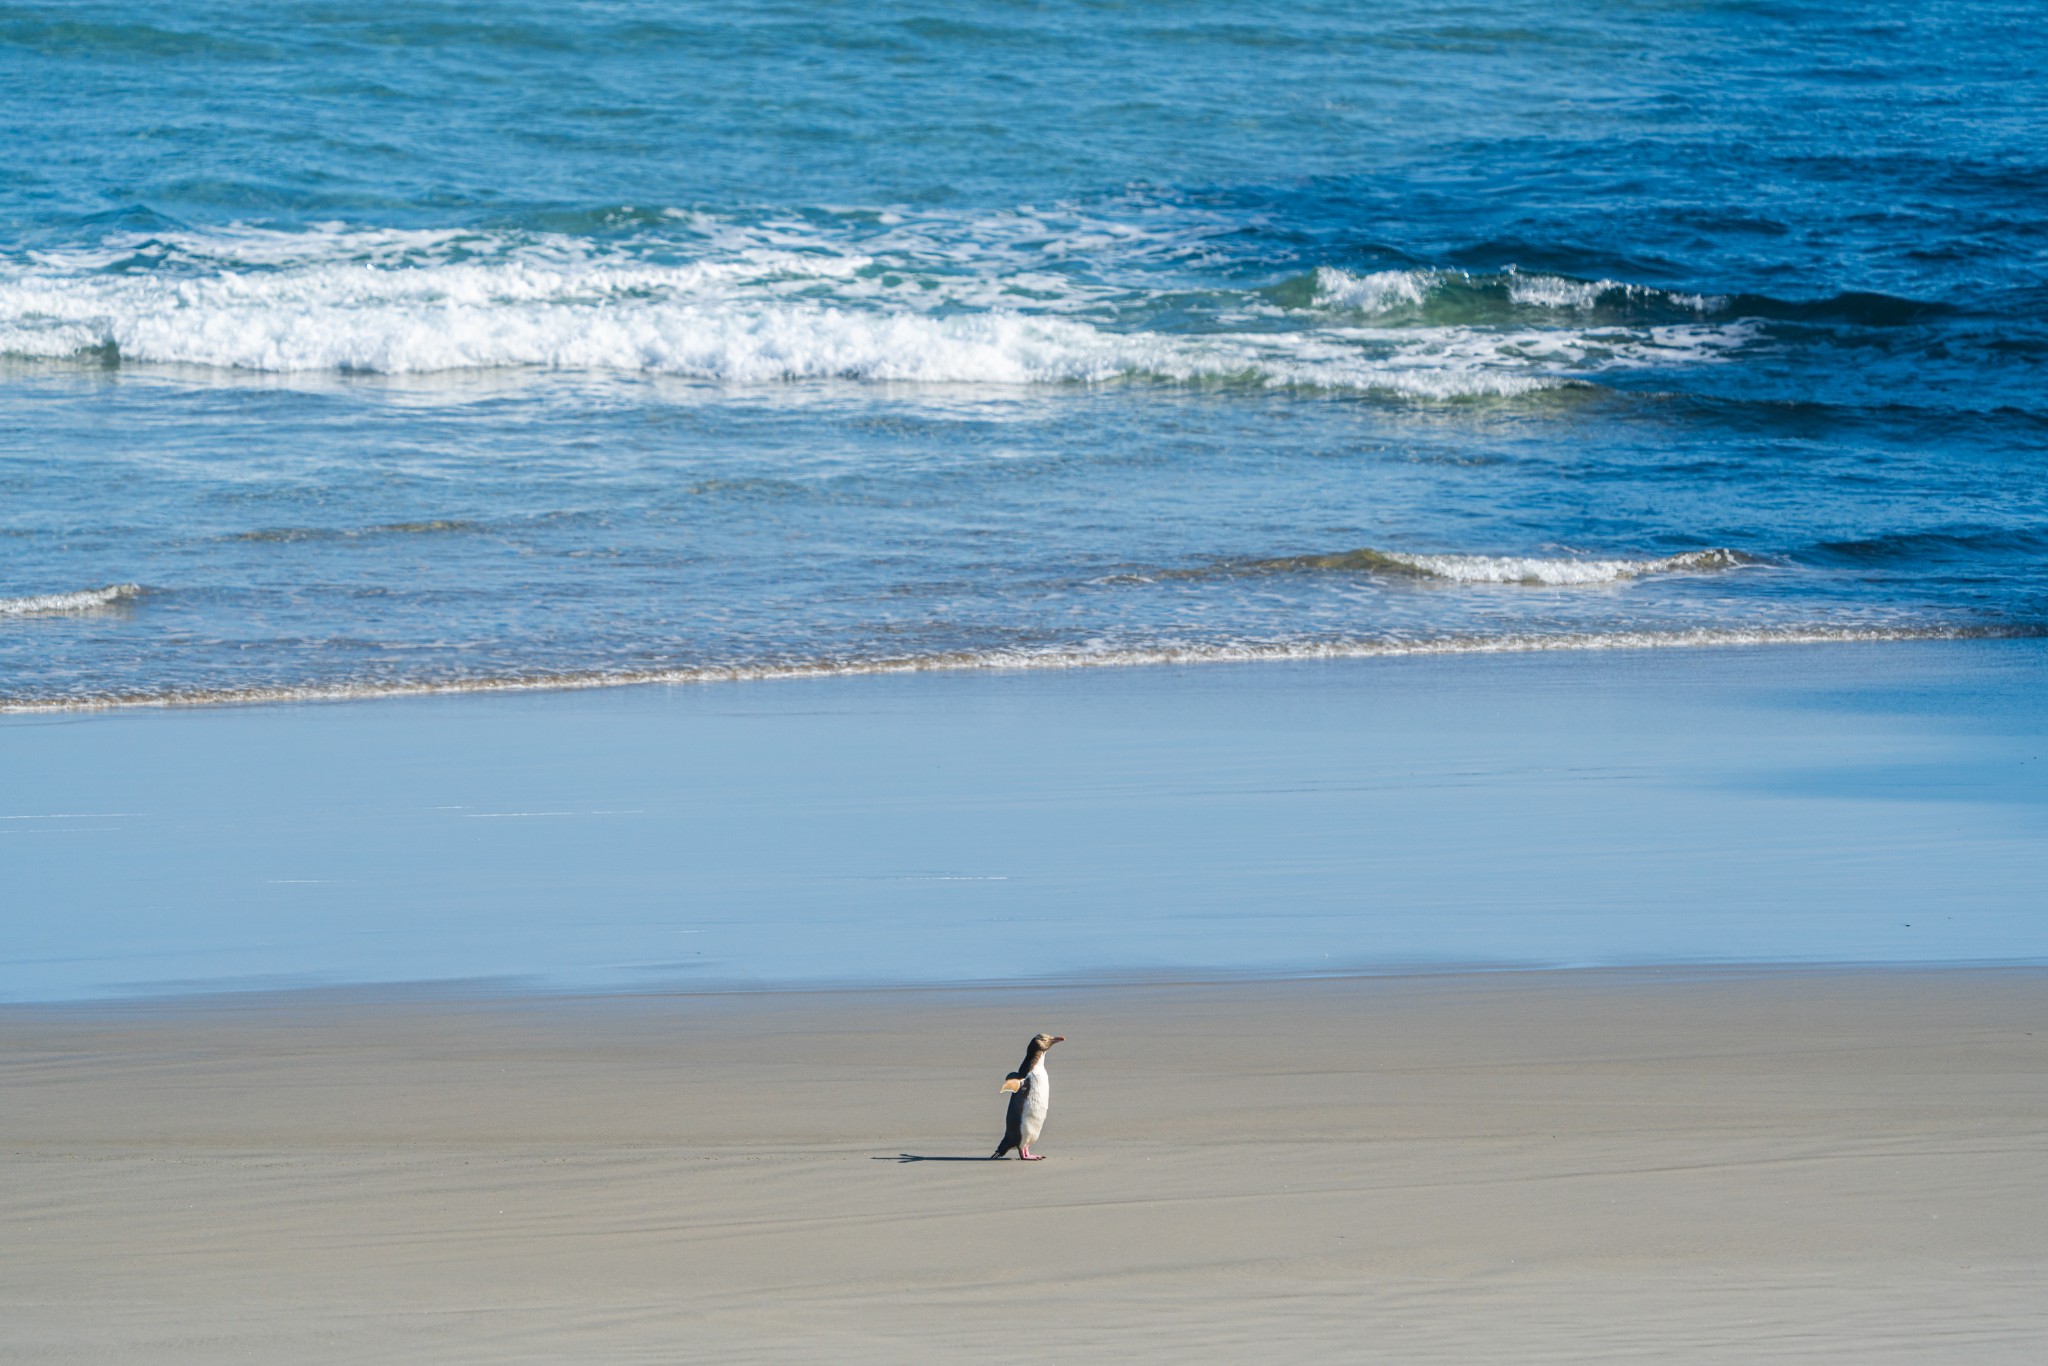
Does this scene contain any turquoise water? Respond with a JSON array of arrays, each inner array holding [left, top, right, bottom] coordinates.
[[3, 1, 2045, 705]]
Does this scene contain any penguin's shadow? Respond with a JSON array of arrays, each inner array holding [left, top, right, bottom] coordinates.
[[878, 1153, 990, 1163]]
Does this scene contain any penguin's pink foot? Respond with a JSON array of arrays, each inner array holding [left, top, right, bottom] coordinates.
[[1019, 1146, 1046, 1161]]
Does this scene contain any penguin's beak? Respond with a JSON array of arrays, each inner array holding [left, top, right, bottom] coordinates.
[[1050, 1035, 1066, 1045]]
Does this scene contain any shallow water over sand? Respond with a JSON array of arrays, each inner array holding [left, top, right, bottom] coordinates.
[[5, 640, 2044, 1002]]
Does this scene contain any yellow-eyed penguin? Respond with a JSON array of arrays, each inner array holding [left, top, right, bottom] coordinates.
[[991, 1033, 1065, 1160]]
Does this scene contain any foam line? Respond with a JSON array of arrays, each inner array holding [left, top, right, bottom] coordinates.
[[1, 624, 2021, 714]]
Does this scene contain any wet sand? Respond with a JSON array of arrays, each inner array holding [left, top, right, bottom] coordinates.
[[4, 967, 2044, 1362]]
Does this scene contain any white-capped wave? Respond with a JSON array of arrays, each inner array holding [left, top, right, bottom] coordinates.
[[1377, 548, 1751, 585], [1506, 273, 1718, 311], [0, 584, 142, 617], [0, 290, 1571, 393], [1312, 267, 1436, 312], [0, 291, 1750, 395], [0, 223, 1753, 394], [1507, 275, 1610, 309], [1312, 266, 1719, 315]]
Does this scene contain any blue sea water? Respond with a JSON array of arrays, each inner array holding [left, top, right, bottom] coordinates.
[[3, 0, 2046, 706]]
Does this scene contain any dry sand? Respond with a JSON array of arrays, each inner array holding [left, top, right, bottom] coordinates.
[[3, 968, 2045, 1362]]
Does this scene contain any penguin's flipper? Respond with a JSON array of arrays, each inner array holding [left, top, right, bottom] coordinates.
[[998, 1077, 1023, 1093], [993, 1075, 1029, 1157]]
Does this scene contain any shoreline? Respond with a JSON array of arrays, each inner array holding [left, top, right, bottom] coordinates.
[[12, 955, 2048, 1016], [6, 965, 2043, 1362], [3, 623, 2030, 715]]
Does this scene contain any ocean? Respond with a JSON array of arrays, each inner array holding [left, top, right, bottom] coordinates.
[[4, 0, 2044, 708], [4, 3, 2048, 1000]]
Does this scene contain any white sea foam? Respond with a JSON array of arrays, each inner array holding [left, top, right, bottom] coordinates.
[[1313, 266, 1719, 315], [0, 224, 1754, 393], [1505, 273, 1718, 312], [0, 293, 1557, 392], [0, 584, 142, 617], [0, 624, 2011, 713], [1507, 274, 1610, 309], [1312, 266, 1436, 311], [0, 280, 1624, 395]]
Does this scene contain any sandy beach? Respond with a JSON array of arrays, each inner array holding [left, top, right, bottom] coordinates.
[[5, 967, 2043, 1362]]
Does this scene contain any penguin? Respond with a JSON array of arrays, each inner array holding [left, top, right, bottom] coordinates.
[[991, 1033, 1066, 1160]]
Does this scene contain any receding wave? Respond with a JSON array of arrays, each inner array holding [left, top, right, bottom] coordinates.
[[1226, 547, 1756, 585], [0, 583, 142, 617], [1, 624, 2021, 713]]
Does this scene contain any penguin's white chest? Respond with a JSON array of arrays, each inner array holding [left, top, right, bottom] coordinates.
[[1022, 1061, 1052, 1145]]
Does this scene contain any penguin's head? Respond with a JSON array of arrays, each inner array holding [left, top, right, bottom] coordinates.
[[1033, 1033, 1066, 1050]]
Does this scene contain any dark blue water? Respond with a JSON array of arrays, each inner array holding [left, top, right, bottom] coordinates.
[[3, 1, 2046, 706]]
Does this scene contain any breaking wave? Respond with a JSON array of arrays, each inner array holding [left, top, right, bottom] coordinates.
[[1300, 267, 1947, 329], [1, 624, 2019, 713], [1305, 266, 1722, 318], [0, 223, 1756, 394], [1231, 547, 1756, 584], [0, 584, 143, 617]]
